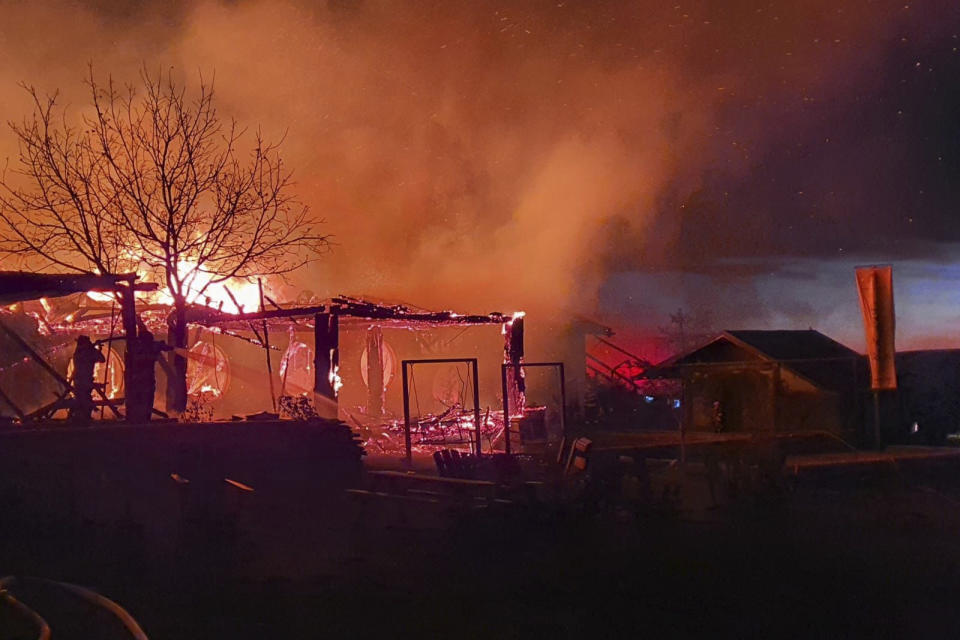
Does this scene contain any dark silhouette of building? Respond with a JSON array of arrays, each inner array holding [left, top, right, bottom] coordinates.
[[661, 330, 864, 438], [892, 349, 960, 445]]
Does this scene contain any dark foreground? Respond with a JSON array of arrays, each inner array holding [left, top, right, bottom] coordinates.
[[4, 429, 960, 638]]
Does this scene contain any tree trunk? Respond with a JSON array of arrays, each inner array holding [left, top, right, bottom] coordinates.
[[118, 285, 139, 419], [166, 299, 189, 414]]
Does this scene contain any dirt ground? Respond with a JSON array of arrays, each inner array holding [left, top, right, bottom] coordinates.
[[5, 450, 960, 639]]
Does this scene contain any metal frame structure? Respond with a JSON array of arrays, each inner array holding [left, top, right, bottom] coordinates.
[[401, 358, 480, 463], [501, 361, 566, 454]]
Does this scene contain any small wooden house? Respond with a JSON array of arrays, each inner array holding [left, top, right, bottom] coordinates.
[[661, 330, 863, 436]]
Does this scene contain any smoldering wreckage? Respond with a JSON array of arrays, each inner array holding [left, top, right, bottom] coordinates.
[[0, 271, 549, 453]]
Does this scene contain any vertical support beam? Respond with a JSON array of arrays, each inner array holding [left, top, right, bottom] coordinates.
[[501, 364, 511, 455], [118, 277, 138, 416], [503, 314, 525, 424], [366, 326, 384, 418], [258, 279, 277, 413], [472, 359, 481, 456], [313, 313, 339, 419], [118, 276, 138, 336], [402, 362, 412, 465]]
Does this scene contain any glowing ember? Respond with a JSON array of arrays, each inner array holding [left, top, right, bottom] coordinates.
[[198, 384, 221, 397], [502, 310, 525, 335], [329, 364, 342, 395], [86, 291, 115, 303]]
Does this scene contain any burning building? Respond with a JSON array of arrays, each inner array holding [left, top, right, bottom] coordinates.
[[0, 275, 581, 458]]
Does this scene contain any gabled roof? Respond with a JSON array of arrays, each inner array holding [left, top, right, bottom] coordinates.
[[724, 330, 860, 362], [662, 329, 863, 392]]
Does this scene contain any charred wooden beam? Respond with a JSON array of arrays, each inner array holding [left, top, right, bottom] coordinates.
[[258, 279, 277, 413], [313, 313, 339, 419], [366, 325, 384, 418]]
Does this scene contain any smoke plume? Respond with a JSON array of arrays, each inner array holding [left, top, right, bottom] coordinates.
[[1, 1, 958, 348]]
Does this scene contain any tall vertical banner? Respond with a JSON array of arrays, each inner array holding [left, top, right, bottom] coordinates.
[[855, 265, 897, 390]]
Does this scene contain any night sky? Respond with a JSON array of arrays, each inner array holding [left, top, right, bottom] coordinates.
[[2, 1, 960, 352]]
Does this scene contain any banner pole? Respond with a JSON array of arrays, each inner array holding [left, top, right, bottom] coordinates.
[[872, 390, 882, 450]]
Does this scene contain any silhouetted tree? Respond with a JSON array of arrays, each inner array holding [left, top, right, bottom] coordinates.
[[0, 67, 329, 412]]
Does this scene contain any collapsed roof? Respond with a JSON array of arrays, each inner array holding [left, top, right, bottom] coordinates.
[[184, 295, 514, 330], [0, 271, 156, 306]]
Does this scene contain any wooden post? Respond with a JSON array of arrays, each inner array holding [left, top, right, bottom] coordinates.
[[258, 279, 277, 413], [366, 326, 384, 418], [119, 277, 138, 338], [472, 359, 481, 456], [503, 314, 525, 428], [402, 362, 412, 465], [501, 365, 511, 455], [313, 312, 339, 419], [118, 277, 138, 417]]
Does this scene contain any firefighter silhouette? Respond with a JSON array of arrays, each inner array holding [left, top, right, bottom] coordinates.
[[126, 327, 170, 423], [69, 335, 104, 424]]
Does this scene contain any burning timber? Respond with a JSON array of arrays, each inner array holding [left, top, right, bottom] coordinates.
[[0, 273, 542, 462]]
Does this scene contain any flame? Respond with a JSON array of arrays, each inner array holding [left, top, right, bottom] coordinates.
[[328, 364, 342, 395], [86, 291, 115, 303], [198, 384, 222, 397], [502, 310, 525, 335], [80, 255, 265, 314], [151, 259, 263, 313]]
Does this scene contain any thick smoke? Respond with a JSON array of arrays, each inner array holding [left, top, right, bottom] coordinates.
[[1, 1, 957, 348]]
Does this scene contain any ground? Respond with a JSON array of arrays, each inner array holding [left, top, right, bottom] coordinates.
[[4, 436, 960, 638]]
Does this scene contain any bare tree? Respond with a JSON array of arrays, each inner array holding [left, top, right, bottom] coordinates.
[[0, 67, 329, 412]]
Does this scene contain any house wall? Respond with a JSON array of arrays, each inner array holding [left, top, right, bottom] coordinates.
[[677, 339, 854, 435], [682, 364, 850, 435], [777, 390, 846, 434], [684, 366, 776, 432]]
